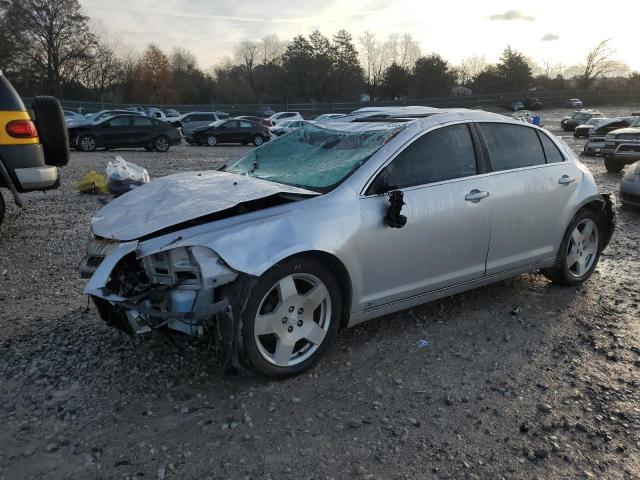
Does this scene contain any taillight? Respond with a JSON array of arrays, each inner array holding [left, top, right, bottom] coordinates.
[[6, 119, 39, 138]]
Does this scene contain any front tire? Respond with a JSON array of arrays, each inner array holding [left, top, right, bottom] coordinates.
[[542, 209, 603, 286], [77, 134, 97, 152], [604, 158, 624, 173], [242, 257, 342, 378], [206, 135, 217, 147]]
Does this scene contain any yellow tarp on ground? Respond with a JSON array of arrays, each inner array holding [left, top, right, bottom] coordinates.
[[76, 171, 108, 194]]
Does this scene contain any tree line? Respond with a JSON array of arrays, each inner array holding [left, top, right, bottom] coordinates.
[[1, 0, 638, 106]]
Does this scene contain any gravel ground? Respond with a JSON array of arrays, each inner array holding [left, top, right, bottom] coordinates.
[[1, 106, 639, 480]]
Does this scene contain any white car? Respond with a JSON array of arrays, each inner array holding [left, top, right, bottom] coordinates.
[[314, 113, 347, 122], [270, 120, 312, 136], [63, 110, 84, 125], [269, 112, 303, 125]]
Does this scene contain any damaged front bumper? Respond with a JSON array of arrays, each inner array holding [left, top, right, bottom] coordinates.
[[81, 238, 239, 337]]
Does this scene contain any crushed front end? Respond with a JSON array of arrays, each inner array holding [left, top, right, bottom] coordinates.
[[80, 237, 238, 337]]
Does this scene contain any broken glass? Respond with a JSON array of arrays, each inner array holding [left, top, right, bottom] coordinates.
[[226, 123, 404, 192]]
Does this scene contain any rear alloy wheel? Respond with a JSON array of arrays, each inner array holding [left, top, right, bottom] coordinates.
[[242, 257, 341, 377], [253, 135, 263, 146], [78, 134, 97, 152], [154, 135, 170, 152], [206, 135, 217, 146], [542, 210, 602, 286], [604, 158, 624, 173]]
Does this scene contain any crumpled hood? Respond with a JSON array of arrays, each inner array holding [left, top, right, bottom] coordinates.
[[90, 170, 317, 241]]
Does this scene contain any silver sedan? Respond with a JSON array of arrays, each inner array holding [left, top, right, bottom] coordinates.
[[81, 108, 616, 377]]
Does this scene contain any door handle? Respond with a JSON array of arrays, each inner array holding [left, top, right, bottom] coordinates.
[[558, 175, 576, 185], [465, 189, 490, 203]]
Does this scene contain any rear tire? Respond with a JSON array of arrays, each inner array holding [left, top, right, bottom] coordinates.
[[154, 135, 170, 152], [78, 134, 97, 152], [32, 96, 70, 167], [604, 158, 624, 173], [542, 209, 603, 286], [241, 257, 342, 378], [253, 135, 264, 146]]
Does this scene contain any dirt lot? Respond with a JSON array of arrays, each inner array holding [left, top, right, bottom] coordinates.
[[1, 106, 639, 480]]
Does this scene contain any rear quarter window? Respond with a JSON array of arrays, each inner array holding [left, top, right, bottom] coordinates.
[[479, 123, 546, 171], [538, 132, 565, 163]]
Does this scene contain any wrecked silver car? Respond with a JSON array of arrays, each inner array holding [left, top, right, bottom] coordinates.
[[81, 109, 616, 377]]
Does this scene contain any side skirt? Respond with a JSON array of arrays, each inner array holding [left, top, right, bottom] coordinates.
[[347, 258, 555, 328]]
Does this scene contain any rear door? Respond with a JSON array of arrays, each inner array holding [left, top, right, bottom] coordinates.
[[476, 122, 581, 274], [100, 116, 132, 148], [130, 116, 156, 146], [355, 123, 493, 309], [215, 120, 240, 143], [237, 120, 255, 141]]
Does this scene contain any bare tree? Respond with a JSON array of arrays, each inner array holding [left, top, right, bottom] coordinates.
[[581, 39, 622, 87], [358, 31, 385, 98], [82, 40, 122, 100], [398, 33, 421, 70], [456, 55, 488, 84], [234, 39, 260, 98], [2, 0, 97, 94], [258, 35, 286, 65], [170, 47, 198, 73], [540, 59, 564, 78]]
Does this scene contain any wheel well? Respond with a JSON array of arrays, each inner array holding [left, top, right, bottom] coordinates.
[[282, 251, 352, 328]]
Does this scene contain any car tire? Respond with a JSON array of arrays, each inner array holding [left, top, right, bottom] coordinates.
[[77, 134, 97, 152], [604, 158, 624, 173], [154, 135, 170, 152], [253, 135, 264, 146], [0, 190, 5, 225], [241, 256, 342, 378], [542, 209, 603, 286], [206, 135, 217, 147], [32, 96, 70, 167]]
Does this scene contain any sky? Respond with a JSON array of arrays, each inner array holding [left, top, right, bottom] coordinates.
[[80, 0, 640, 71]]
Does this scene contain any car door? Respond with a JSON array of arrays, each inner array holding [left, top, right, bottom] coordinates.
[[356, 123, 493, 309], [216, 120, 240, 143], [99, 116, 132, 148], [238, 120, 254, 141], [130, 116, 156, 146], [476, 122, 581, 274]]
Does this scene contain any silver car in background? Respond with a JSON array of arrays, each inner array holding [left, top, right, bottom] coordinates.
[[80, 108, 616, 377], [620, 161, 640, 207]]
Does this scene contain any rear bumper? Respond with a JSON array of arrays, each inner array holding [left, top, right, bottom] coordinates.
[[0, 143, 58, 192], [14, 166, 59, 190]]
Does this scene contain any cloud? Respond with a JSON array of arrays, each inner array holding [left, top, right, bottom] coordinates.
[[541, 33, 560, 42], [488, 10, 534, 21]]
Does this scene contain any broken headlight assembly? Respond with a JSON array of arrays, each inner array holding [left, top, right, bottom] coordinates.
[[104, 246, 238, 335]]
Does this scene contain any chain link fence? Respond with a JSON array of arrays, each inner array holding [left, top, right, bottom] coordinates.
[[23, 89, 640, 117]]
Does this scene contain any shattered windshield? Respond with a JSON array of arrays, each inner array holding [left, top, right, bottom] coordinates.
[[226, 123, 402, 192]]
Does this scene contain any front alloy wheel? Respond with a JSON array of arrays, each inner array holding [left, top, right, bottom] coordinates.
[[207, 135, 217, 146], [242, 257, 341, 377]]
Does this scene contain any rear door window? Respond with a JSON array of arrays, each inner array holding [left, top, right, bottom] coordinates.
[[239, 121, 253, 128], [385, 123, 478, 189], [106, 116, 131, 127], [478, 123, 546, 171], [133, 117, 153, 127]]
